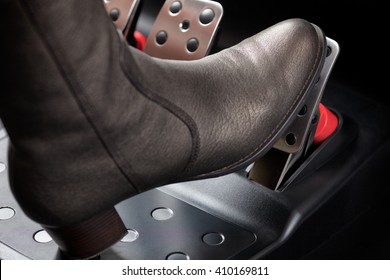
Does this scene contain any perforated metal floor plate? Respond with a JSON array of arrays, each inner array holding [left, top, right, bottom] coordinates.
[[0, 134, 255, 260], [144, 0, 223, 60], [109, 189, 256, 260]]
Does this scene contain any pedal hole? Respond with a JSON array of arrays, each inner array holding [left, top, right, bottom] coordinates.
[[312, 114, 318, 125], [298, 104, 307, 117], [156, 31, 168, 45], [326, 46, 332, 57], [180, 20, 190, 32], [109, 8, 120, 22], [199, 8, 215, 25], [186, 38, 199, 52], [169, 1, 182, 14], [285, 133, 297, 146]]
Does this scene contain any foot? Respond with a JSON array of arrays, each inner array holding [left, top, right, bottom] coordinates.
[[0, 0, 326, 258]]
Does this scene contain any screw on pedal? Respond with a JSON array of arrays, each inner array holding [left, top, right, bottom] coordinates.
[[249, 38, 340, 190], [144, 0, 223, 60], [103, 0, 142, 37]]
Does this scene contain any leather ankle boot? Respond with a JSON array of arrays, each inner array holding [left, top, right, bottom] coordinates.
[[0, 0, 326, 258]]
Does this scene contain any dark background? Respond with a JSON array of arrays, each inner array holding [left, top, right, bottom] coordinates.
[[139, 0, 386, 104], [217, 1, 386, 104]]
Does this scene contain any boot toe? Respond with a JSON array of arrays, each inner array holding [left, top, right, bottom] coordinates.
[[123, 19, 326, 181], [182, 19, 327, 179]]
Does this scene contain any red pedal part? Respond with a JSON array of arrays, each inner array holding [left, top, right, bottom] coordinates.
[[134, 31, 147, 51], [313, 103, 339, 144]]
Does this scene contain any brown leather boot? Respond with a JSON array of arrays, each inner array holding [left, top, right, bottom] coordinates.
[[0, 0, 326, 258]]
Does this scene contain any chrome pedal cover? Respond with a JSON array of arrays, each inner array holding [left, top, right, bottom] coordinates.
[[144, 0, 223, 60], [103, 0, 141, 36]]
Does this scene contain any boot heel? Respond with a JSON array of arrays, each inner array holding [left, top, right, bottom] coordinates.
[[43, 208, 127, 259]]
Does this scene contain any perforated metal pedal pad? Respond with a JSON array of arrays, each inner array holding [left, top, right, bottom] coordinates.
[[273, 38, 340, 155], [249, 38, 340, 190], [144, 0, 223, 60], [103, 0, 141, 36]]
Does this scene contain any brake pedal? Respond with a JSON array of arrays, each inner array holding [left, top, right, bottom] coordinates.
[[144, 0, 223, 60], [249, 38, 340, 190], [103, 0, 141, 37]]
